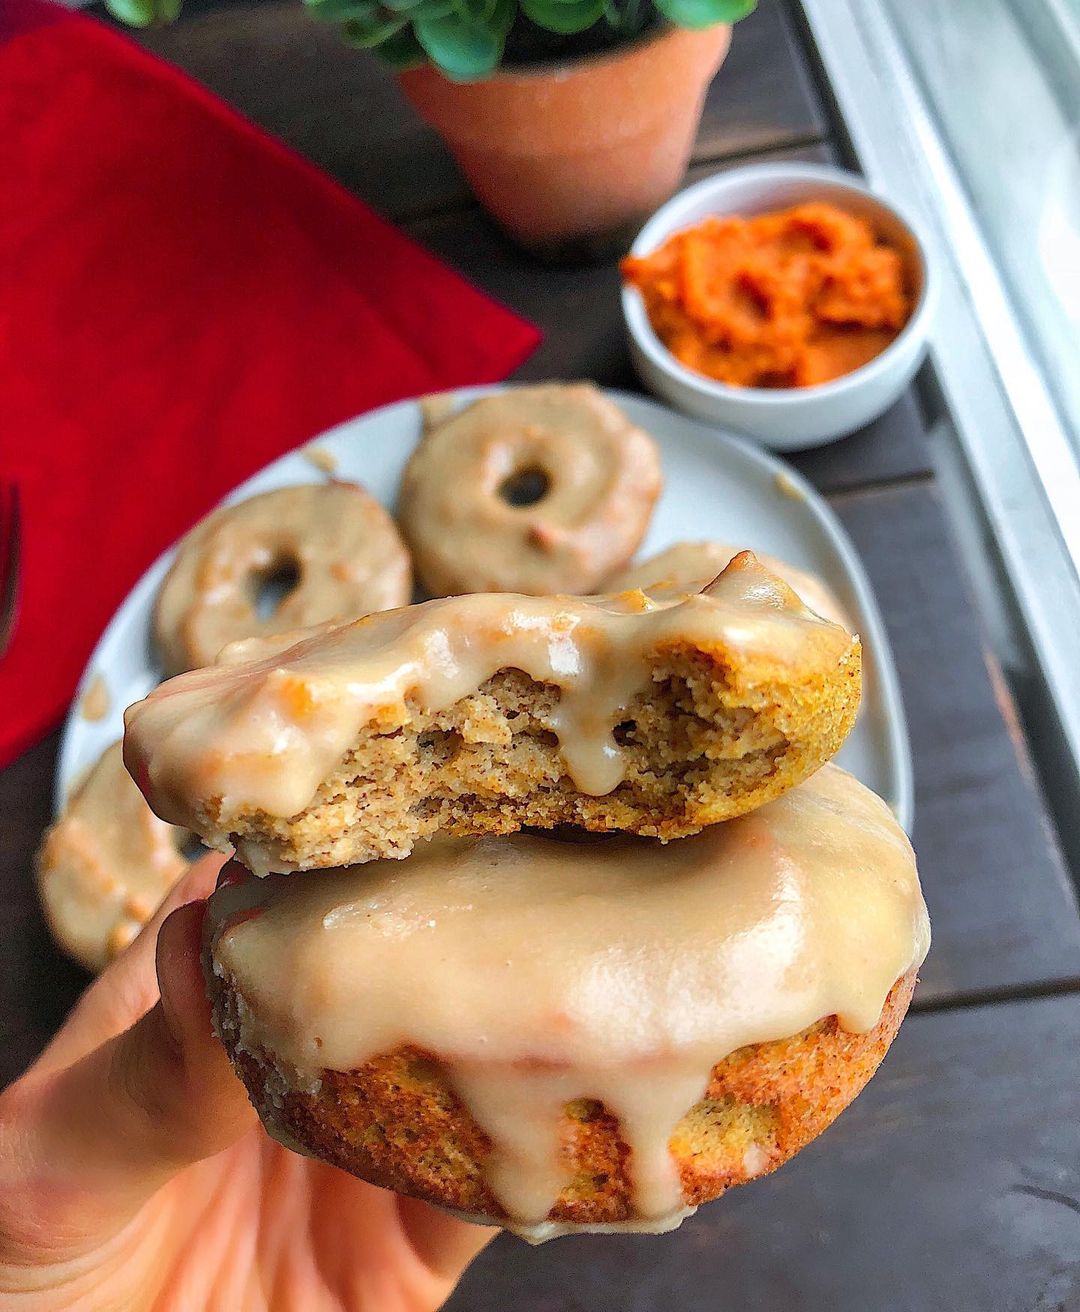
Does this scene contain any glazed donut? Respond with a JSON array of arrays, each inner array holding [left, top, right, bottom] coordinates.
[[398, 383, 663, 596], [125, 551, 861, 872], [205, 765, 929, 1239], [36, 741, 191, 972], [608, 540, 852, 629], [154, 482, 412, 674]]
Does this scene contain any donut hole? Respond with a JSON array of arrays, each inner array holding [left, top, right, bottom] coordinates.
[[499, 466, 551, 507], [250, 557, 302, 621]]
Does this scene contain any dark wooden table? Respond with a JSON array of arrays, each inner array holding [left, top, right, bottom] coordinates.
[[6, 3, 1080, 1307]]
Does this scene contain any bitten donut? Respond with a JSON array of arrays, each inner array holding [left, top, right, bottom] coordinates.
[[154, 482, 412, 674], [126, 552, 861, 872], [398, 383, 663, 595], [608, 541, 851, 629], [205, 765, 930, 1240], [36, 741, 192, 972]]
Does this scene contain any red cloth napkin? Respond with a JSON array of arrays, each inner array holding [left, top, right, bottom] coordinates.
[[0, 0, 540, 769]]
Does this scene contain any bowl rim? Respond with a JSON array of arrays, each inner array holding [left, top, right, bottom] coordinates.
[[621, 161, 938, 407]]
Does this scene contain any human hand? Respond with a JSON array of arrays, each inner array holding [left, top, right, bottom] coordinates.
[[0, 855, 495, 1311]]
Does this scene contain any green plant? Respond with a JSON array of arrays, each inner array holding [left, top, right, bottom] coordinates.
[[106, 0, 755, 81], [105, 0, 182, 22], [321, 0, 753, 79]]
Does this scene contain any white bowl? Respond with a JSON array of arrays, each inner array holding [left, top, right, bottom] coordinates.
[[621, 162, 938, 450]]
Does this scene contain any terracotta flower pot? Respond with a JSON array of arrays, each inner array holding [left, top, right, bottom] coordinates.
[[399, 23, 732, 261]]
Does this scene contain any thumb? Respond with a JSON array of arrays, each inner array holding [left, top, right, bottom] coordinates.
[[9, 899, 256, 1245]]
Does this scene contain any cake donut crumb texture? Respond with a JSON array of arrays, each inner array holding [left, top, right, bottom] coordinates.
[[205, 765, 930, 1237], [125, 551, 861, 872]]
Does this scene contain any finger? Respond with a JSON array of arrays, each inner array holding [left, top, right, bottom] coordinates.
[[396, 1195, 498, 1285], [35, 852, 226, 1077], [15, 898, 255, 1233]]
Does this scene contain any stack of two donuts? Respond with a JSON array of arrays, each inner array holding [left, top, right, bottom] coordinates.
[[124, 517, 929, 1239], [41, 383, 927, 1237]]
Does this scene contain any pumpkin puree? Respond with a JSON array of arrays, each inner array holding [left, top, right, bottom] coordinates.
[[621, 202, 912, 389]]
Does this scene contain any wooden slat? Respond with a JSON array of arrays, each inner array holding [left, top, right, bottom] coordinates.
[[445, 993, 1080, 1312], [831, 482, 1080, 1001], [122, 0, 827, 223], [695, 0, 828, 162], [791, 389, 935, 493], [128, 1, 468, 222]]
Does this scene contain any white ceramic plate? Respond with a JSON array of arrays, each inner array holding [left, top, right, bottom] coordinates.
[[56, 387, 913, 829]]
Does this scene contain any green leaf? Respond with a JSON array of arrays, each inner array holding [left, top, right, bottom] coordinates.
[[373, 24, 429, 67], [411, 0, 460, 18], [414, 11, 503, 80], [380, 0, 456, 15], [654, 0, 754, 27], [522, 0, 603, 33], [606, 0, 644, 36], [105, 0, 181, 25], [489, 0, 516, 37], [305, 0, 382, 18], [343, 8, 408, 46], [460, 0, 497, 23]]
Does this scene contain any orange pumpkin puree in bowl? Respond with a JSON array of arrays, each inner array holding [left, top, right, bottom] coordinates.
[[621, 202, 913, 389]]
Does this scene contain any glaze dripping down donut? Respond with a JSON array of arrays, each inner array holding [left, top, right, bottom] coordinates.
[[205, 764, 930, 1239]]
